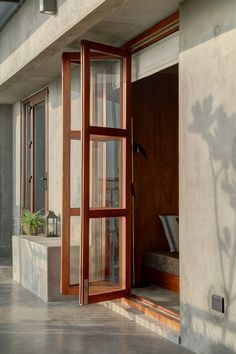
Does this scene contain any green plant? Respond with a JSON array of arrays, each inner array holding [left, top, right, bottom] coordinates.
[[20, 209, 45, 235]]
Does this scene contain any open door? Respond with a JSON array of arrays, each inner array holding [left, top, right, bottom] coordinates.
[[61, 41, 131, 305]]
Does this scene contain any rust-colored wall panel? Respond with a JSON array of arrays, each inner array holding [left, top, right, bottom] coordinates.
[[132, 69, 179, 281]]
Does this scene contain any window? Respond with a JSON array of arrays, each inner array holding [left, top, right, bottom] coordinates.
[[22, 89, 48, 212]]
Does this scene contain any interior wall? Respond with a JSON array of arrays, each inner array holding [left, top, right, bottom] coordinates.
[[132, 69, 179, 281], [180, 1, 236, 353]]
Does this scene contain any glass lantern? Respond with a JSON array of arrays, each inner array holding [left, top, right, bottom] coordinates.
[[45, 210, 58, 237]]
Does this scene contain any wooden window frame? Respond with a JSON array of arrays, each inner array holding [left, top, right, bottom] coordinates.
[[21, 88, 49, 213], [122, 11, 179, 53]]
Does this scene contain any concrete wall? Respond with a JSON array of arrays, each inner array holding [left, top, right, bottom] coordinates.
[[48, 78, 63, 227], [0, 0, 127, 104], [12, 102, 21, 236], [179, 1, 236, 353], [0, 105, 13, 256], [0, 0, 106, 85]]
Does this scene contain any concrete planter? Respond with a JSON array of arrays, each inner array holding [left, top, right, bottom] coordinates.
[[12, 235, 77, 302]]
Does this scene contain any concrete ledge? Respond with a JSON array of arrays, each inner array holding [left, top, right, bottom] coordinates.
[[12, 235, 77, 302], [144, 251, 179, 276]]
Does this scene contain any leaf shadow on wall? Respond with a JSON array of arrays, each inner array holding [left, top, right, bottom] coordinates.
[[184, 95, 236, 354]]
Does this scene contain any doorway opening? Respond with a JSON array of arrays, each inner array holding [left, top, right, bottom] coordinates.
[[131, 64, 179, 316]]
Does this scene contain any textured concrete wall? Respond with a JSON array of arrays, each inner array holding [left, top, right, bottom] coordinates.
[[48, 78, 63, 227], [0, 0, 106, 85], [12, 102, 21, 236], [0, 105, 13, 256], [179, 1, 236, 353], [0, 0, 126, 103]]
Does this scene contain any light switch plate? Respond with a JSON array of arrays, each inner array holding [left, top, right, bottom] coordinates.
[[212, 295, 224, 313]]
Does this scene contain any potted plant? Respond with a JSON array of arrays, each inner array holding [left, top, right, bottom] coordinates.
[[20, 209, 44, 236]]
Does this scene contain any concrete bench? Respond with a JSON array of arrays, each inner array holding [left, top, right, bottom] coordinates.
[[12, 235, 78, 302]]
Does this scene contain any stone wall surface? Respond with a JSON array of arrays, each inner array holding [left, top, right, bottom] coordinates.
[[0, 105, 13, 256], [179, 1, 236, 353]]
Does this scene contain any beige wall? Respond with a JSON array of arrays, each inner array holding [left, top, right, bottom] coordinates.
[[180, 0, 236, 353]]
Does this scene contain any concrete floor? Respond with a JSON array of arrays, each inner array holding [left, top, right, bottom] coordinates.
[[0, 258, 194, 354]]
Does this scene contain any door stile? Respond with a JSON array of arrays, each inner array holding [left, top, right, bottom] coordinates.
[[124, 54, 132, 292], [61, 52, 81, 296], [61, 54, 71, 294], [80, 43, 90, 305]]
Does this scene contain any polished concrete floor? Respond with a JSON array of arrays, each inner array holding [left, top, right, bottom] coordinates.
[[0, 258, 194, 354]]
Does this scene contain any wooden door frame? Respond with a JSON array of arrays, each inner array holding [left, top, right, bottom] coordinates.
[[21, 88, 49, 213], [80, 40, 131, 305], [61, 52, 81, 295], [60, 11, 179, 300]]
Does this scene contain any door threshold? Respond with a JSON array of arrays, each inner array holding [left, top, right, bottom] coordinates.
[[120, 294, 180, 331], [130, 293, 179, 321], [102, 295, 180, 345]]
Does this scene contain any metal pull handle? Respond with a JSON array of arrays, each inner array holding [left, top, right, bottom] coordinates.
[[40, 177, 47, 181], [28, 176, 32, 183]]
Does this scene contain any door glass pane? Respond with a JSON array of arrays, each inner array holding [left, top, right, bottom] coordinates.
[[89, 217, 124, 295], [24, 105, 31, 210], [70, 216, 80, 285], [34, 102, 46, 212], [70, 139, 81, 208], [90, 138, 122, 208], [71, 63, 81, 131], [90, 58, 121, 128]]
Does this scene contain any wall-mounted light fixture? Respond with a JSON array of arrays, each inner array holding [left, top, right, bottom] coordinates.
[[39, 0, 57, 15]]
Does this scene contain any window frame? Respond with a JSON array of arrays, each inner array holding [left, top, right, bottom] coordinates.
[[21, 88, 49, 213]]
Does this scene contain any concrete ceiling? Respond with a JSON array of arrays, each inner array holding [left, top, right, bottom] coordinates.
[[68, 0, 180, 49], [1, 0, 181, 104]]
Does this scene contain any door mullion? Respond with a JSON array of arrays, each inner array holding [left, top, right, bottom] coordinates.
[[80, 42, 90, 305]]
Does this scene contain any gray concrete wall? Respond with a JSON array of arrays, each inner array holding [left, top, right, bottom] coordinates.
[[0, 0, 126, 104], [0, 0, 106, 85], [179, 1, 236, 353], [12, 102, 21, 236], [0, 105, 13, 256], [48, 78, 63, 226]]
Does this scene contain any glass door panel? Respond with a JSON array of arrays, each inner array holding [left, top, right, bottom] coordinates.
[[34, 101, 46, 212], [70, 216, 81, 285], [71, 63, 81, 131], [24, 104, 31, 210], [80, 40, 131, 305], [90, 137, 122, 209], [90, 59, 121, 128], [89, 217, 123, 296]]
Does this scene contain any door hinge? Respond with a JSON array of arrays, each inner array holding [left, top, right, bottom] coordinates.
[[27, 105, 32, 114]]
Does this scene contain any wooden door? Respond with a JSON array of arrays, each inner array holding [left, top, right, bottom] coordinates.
[[61, 42, 131, 304]]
